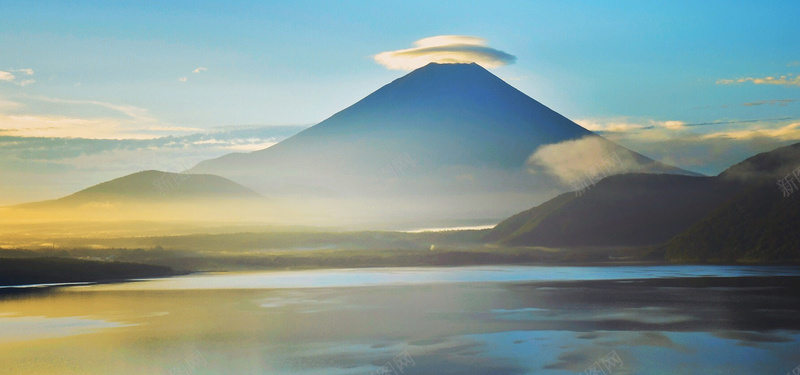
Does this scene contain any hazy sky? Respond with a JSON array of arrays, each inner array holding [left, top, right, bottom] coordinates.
[[1, 1, 799, 203]]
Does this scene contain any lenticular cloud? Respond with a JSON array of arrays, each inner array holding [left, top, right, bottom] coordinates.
[[374, 35, 516, 71]]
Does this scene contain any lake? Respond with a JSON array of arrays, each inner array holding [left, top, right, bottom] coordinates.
[[2, 265, 800, 374]]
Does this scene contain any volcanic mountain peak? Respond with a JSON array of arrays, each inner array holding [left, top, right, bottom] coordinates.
[[184, 62, 693, 225]]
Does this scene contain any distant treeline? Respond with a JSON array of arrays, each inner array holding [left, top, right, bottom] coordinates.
[[0, 257, 177, 287]]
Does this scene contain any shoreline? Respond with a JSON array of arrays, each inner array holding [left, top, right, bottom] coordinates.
[[0, 257, 181, 291]]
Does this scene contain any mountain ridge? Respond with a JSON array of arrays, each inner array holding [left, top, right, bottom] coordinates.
[[12, 170, 261, 210], [487, 141, 800, 262]]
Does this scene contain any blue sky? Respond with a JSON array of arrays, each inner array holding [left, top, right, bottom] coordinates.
[[0, 1, 799, 203]]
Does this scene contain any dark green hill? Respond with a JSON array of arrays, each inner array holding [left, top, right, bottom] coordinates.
[[664, 143, 800, 262], [486, 174, 741, 247]]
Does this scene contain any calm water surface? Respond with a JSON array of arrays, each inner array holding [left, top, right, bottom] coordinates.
[[2, 265, 800, 374]]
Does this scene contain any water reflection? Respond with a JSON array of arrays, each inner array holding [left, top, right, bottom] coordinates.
[[0, 266, 798, 374], [0, 315, 132, 343]]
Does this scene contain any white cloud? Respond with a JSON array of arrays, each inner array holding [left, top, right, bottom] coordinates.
[[178, 77, 188, 82], [717, 74, 800, 87], [575, 118, 686, 133], [701, 121, 800, 141], [191, 137, 279, 151], [0, 71, 15, 82], [578, 116, 800, 144], [581, 116, 800, 175], [223, 141, 279, 151], [374, 35, 516, 71], [0, 96, 177, 139]]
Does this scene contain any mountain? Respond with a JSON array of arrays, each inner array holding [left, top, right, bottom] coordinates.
[[7, 170, 267, 224], [19, 170, 260, 207], [191, 63, 691, 225], [488, 142, 800, 262]]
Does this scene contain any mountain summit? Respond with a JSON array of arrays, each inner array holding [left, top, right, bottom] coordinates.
[[191, 63, 691, 226]]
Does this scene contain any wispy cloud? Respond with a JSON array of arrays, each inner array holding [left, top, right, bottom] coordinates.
[[576, 116, 800, 142], [716, 74, 800, 87], [0, 69, 35, 86], [0, 71, 14, 82], [575, 118, 686, 133], [742, 99, 795, 106], [701, 121, 800, 141], [526, 136, 647, 184], [179, 67, 208, 82], [0, 113, 152, 139], [147, 126, 204, 133], [35, 96, 159, 124], [583, 116, 800, 175], [374, 35, 516, 71], [0, 98, 23, 110], [0, 96, 169, 139], [683, 117, 793, 127]]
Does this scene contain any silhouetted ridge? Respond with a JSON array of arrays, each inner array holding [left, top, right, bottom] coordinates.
[[55, 170, 261, 203]]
